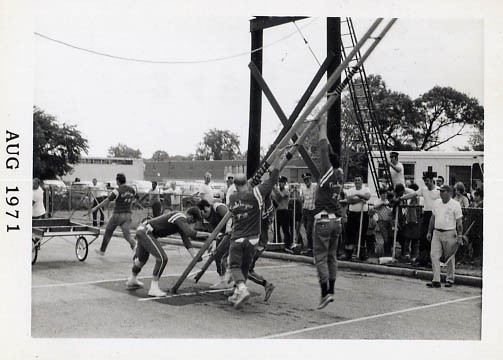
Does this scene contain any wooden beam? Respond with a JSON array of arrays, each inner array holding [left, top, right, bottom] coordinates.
[[250, 16, 308, 32], [256, 52, 336, 181], [248, 62, 320, 179]]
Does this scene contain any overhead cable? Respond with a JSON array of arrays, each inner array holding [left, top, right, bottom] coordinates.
[[34, 18, 318, 65], [293, 20, 321, 66]]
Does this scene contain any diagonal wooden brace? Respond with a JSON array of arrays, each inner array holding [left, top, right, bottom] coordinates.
[[249, 61, 321, 179], [171, 211, 232, 293]]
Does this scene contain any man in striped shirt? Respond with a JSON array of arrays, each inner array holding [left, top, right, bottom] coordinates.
[[126, 208, 211, 297], [313, 117, 344, 310]]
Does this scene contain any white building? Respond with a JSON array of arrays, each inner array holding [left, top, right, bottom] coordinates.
[[61, 157, 145, 183], [368, 151, 484, 194]]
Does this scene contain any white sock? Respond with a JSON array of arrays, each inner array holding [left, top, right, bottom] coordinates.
[[237, 282, 246, 291], [150, 279, 160, 290]]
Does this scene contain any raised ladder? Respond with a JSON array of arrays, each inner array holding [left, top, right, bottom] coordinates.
[[340, 17, 393, 194]]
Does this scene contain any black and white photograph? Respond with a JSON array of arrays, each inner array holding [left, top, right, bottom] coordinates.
[[1, 0, 502, 359]]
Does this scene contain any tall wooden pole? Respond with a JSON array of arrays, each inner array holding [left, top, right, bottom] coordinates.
[[247, 28, 263, 178], [327, 17, 342, 157]]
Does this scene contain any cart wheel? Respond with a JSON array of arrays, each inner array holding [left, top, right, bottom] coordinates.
[[32, 238, 38, 265], [75, 236, 89, 261]]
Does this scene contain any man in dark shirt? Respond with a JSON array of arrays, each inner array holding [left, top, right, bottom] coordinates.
[[90, 173, 137, 255], [247, 192, 276, 301], [227, 155, 284, 309], [126, 207, 211, 297], [196, 199, 232, 289], [313, 117, 344, 310]]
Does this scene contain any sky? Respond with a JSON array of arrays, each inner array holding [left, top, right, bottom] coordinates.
[[34, 3, 484, 159]]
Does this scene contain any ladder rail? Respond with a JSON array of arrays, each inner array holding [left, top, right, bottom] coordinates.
[[340, 18, 395, 193]]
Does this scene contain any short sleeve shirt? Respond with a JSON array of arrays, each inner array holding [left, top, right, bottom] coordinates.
[[416, 186, 440, 212], [199, 183, 214, 204], [432, 199, 463, 230], [347, 187, 371, 212]]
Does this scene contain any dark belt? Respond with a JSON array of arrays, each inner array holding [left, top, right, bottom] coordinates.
[[434, 228, 454, 232]]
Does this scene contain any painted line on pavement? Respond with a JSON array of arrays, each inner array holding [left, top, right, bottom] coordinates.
[[138, 288, 231, 301], [260, 295, 482, 339], [32, 263, 298, 289]]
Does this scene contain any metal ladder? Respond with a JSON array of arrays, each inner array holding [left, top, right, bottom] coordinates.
[[340, 17, 393, 194]]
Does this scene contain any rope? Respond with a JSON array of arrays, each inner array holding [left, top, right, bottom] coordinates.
[[293, 21, 321, 66], [34, 18, 319, 65]]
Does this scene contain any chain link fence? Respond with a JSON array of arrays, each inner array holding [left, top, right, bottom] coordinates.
[[40, 185, 483, 265]]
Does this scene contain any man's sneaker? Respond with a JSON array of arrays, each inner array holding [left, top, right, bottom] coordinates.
[[426, 281, 441, 288], [317, 294, 334, 310], [148, 287, 167, 297], [264, 282, 275, 302], [210, 279, 232, 290], [125, 278, 144, 289], [444, 282, 454, 288], [233, 287, 250, 309], [228, 291, 239, 305], [95, 249, 105, 256]]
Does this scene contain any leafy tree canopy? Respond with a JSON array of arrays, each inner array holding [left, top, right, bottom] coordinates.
[[195, 129, 241, 160], [151, 150, 170, 161], [33, 106, 88, 179], [108, 143, 142, 158]]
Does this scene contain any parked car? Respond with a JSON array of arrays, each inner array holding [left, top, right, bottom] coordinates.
[[43, 179, 68, 197], [131, 180, 154, 206], [70, 181, 93, 209]]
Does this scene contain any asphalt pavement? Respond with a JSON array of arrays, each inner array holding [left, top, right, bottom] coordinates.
[[31, 233, 482, 340]]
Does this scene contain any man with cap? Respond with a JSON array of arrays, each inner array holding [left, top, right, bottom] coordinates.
[[272, 176, 292, 251], [312, 117, 344, 310], [300, 172, 316, 256], [426, 184, 463, 288], [389, 151, 405, 186]]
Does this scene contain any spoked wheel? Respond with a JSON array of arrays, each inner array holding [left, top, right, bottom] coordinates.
[[32, 238, 39, 265], [75, 236, 89, 261]]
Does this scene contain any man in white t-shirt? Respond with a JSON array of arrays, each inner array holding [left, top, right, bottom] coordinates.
[[165, 181, 182, 211], [341, 176, 371, 261], [426, 184, 463, 288], [32, 178, 46, 219], [198, 172, 214, 204], [389, 151, 405, 187]]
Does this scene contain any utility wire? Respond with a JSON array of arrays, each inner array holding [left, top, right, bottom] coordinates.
[[293, 20, 321, 66], [34, 18, 318, 65]]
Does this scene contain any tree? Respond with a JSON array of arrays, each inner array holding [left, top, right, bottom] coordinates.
[[151, 150, 170, 161], [195, 129, 241, 160], [469, 120, 484, 151], [407, 86, 484, 150], [33, 106, 89, 179], [469, 130, 484, 151], [107, 143, 142, 158]]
